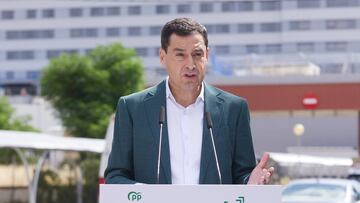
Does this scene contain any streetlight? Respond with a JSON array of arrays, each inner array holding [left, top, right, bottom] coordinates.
[[293, 123, 305, 178]]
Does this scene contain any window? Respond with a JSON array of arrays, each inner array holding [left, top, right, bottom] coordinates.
[[70, 28, 98, 38], [321, 63, 343, 73], [149, 26, 161, 36], [85, 29, 98, 37], [90, 7, 105, 16], [42, 30, 54, 38], [246, 45, 259, 54], [204, 24, 214, 33], [47, 49, 77, 59], [200, 2, 213, 12], [6, 51, 34, 60], [6, 52, 17, 60], [326, 41, 348, 52], [260, 23, 281, 32], [2, 10, 14, 20], [238, 24, 254, 33], [154, 47, 161, 56], [289, 21, 311, 30], [42, 9, 54, 18], [22, 31, 37, 39], [265, 44, 282, 53], [297, 0, 321, 8], [135, 47, 148, 57], [46, 50, 61, 59], [156, 5, 170, 14], [177, 4, 191, 13], [297, 42, 315, 52], [326, 19, 356, 29], [128, 6, 141, 15], [326, 0, 359, 7], [70, 8, 83, 17], [127, 27, 141, 36], [350, 63, 360, 73], [238, 1, 254, 11], [26, 10, 36, 19], [22, 51, 35, 59], [214, 45, 230, 55], [26, 71, 40, 80], [222, 2, 237, 12], [106, 27, 121, 37], [6, 30, 54, 40], [107, 7, 121, 16], [260, 1, 281, 11], [6, 71, 14, 80], [6, 31, 19, 39], [215, 24, 230, 33]]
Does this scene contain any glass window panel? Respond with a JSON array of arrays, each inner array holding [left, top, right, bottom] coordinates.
[[42, 9, 55, 18], [2, 10, 14, 20], [200, 3, 213, 12], [70, 8, 83, 17], [260, 1, 281, 11], [297, 0, 321, 8], [156, 5, 170, 14], [128, 6, 141, 15]]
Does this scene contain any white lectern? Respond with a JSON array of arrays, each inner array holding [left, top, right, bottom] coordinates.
[[100, 184, 282, 203]]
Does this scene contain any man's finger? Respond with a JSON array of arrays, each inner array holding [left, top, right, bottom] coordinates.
[[257, 153, 269, 168]]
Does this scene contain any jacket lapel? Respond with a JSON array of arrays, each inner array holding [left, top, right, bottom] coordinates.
[[144, 80, 171, 183], [199, 83, 224, 183]]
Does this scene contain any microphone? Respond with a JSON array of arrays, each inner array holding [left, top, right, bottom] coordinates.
[[156, 106, 165, 184], [205, 112, 222, 184]]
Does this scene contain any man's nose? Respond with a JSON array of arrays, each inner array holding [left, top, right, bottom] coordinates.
[[185, 56, 196, 70]]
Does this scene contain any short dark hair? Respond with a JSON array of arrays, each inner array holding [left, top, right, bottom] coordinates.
[[161, 18, 208, 52]]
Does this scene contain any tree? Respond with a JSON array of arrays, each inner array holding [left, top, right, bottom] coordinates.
[[0, 97, 36, 131], [41, 43, 144, 138], [0, 97, 37, 164]]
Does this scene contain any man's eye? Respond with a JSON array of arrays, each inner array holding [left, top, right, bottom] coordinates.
[[175, 53, 184, 56], [193, 53, 203, 57]]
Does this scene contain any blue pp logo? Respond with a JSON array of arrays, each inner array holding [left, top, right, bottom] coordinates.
[[127, 191, 142, 201]]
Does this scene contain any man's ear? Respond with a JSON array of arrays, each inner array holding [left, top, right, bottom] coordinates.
[[159, 48, 166, 66]]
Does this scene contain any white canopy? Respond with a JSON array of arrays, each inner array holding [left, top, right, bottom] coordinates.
[[0, 130, 105, 153]]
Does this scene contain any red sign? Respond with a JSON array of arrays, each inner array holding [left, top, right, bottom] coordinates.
[[302, 93, 319, 109]]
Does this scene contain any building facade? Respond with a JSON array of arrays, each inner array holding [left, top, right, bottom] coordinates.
[[1, 0, 360, 94]]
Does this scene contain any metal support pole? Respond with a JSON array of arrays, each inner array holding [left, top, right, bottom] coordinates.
[[75, 165, 83, 203], [12, 148, 32, 203], [31, 150, 49, 203]]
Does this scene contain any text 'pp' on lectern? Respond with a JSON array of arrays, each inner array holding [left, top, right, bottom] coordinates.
[[100, 184, 282, 203]]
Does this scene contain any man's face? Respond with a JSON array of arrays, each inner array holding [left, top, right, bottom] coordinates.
[[160, 33, 208, 92]]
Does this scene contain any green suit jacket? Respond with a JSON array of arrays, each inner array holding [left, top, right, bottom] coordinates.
[[105, 80, 256, 184]]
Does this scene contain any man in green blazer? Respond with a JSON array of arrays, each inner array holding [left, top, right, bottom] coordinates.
[[105, 18, 273, 185]]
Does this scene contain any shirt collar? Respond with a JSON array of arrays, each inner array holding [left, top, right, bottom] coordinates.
[[166, 77, 204, 103]]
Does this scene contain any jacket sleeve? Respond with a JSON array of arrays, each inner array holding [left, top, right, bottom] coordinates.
[[232, 100, 256, 184], [104, 97, 136, 184]]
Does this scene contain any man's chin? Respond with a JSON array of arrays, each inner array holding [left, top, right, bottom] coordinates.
[[182, 82, 201, 91]]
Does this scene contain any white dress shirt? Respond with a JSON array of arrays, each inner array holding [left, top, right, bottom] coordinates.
[[166, 78, 204, 184]]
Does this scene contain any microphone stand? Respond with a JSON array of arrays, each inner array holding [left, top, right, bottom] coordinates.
[[157, 106, 165, 184], [206, 112, 222, 184]]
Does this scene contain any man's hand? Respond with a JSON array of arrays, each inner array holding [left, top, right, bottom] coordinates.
[[247, 153, 274, 185]]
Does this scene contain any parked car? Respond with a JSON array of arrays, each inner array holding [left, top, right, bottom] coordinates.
[[348, 167, 360, 182], [282, 178, 360, 203]]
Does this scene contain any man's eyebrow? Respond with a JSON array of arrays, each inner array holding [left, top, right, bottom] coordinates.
[[193, 48, 204, 53], [173, 48, 185, 52]]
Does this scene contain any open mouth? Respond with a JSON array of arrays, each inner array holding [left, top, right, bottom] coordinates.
[[184, 73, 197, 78]]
